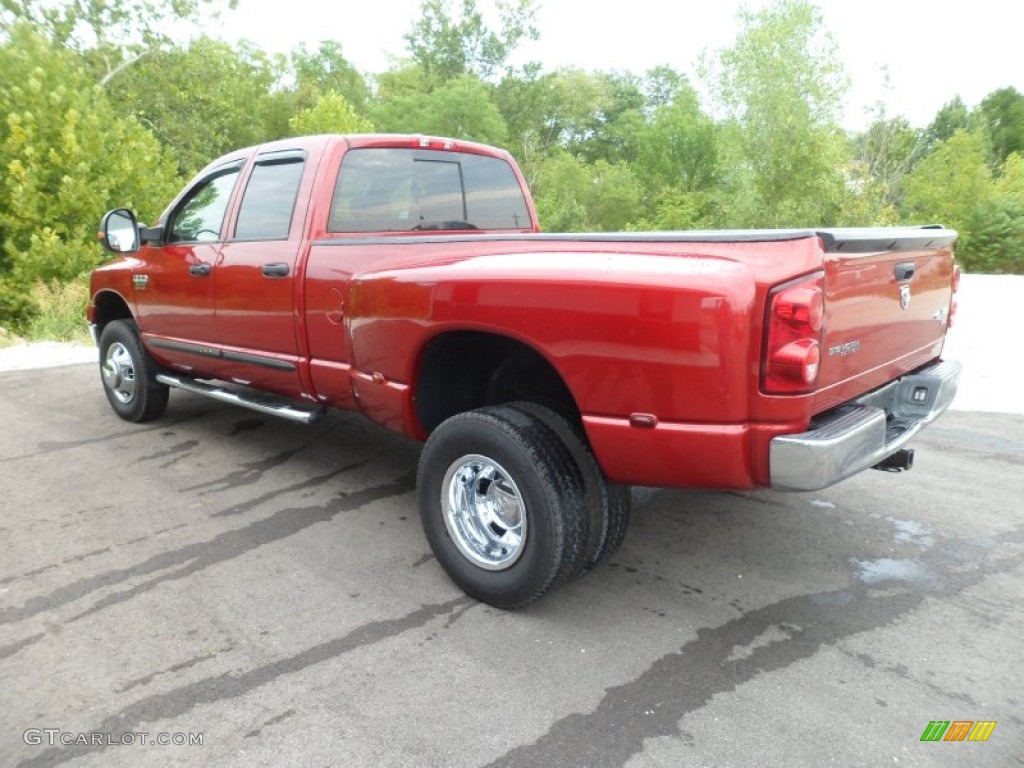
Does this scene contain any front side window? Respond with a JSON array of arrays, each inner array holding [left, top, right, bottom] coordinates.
[[168, 166, 241, 243], [328, 148, 531, 233]]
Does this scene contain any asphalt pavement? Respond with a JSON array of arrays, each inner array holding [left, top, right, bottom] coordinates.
[[1, 362, 1021, 767]]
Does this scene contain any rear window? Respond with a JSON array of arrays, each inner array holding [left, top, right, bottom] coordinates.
[[328, 148, 531, 233]]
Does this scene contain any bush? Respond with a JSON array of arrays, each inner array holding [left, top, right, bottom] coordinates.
[[964, 196, 1024, 273], [23, 279, 91, 342]]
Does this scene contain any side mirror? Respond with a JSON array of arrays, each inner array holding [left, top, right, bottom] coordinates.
[[98, 208, 140, 254]]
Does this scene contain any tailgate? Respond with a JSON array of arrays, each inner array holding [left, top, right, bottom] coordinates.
[[813, 228, 957, 414]]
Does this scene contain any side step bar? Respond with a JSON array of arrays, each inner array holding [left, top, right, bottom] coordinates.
[[156, 374, 325, 425]]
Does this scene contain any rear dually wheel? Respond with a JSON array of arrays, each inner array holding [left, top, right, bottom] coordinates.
[[417, 406, 588, 609]]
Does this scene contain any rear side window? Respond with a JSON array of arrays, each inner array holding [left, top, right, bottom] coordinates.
[[234, 152, 306, 240], [328, 148, 531, 232]]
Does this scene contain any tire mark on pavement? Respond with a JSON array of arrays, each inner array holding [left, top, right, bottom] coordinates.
[[0, 473, 416, 626], [1, 410, 221, 463], [0, 459, 367, 591], [1, 548, 111, 586], [181, 424, 340, 493], [115, 648, 232, 693], [15, 597, 472, 768], [0, 632, 45, 661], [484, 530, 1024, 768], [209, 457, 371, 517], [244, 708, 296, 738], [135, 440, 199, 463]]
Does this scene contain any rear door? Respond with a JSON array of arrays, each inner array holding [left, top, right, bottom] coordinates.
[[213, 149, 310, 395]]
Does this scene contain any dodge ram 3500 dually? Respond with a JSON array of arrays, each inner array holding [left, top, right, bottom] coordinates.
[[89, 133, 962, 607]]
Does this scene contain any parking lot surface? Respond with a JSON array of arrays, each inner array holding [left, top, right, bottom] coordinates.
[[1, 363, 1021, 767]]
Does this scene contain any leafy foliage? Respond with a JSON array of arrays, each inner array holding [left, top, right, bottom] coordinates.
[[288, 92, 374, 136], [291, 41, 370, 114], [964, 153, 1024, 273], [903, 130, 992, 237], [2, 0, 1024, 334], [372, 75, 508, 146], [533, 153, 642, 232], [404, 0, 537, 85], [104, 37, 288, 176], [979, 87, 1024, 167], [707, 0, 849, 227], [0, 24, 179, 326]]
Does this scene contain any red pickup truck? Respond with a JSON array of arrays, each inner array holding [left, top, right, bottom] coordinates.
[[89, 133, 961, 607]]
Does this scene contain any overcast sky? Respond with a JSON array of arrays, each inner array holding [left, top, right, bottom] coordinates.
[[220, 0, 1022, 131]]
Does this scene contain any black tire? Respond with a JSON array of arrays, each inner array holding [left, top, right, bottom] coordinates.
[[98, 319, 169, 422], [508, 402, 632, 569], [417, 406, 588, 609]]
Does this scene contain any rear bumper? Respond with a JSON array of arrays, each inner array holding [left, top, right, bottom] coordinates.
[[769, 360, 962, 491]]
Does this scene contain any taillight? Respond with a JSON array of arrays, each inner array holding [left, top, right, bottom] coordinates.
[[949, 264, 960, 328], [762, 273, 825, 394]]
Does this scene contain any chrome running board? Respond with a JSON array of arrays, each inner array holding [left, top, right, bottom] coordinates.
[[156, 374, 324, 425]]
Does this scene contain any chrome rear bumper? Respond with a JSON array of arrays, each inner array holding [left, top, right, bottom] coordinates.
[[770, 360, 962, 492]]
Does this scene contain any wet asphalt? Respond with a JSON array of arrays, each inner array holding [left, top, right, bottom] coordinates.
[[1, 363, 1021, 767]]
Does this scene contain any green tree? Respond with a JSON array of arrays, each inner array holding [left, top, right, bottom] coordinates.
[[404, 0, 537, 86], [532, 152, 641, 232], [494, 68, 615, 183], [979, 87, 1024, 167], [371, 75, 508, 146], [576, 72, 646, 165], [642, 66, 691, 112], [707, 0, 849, 227], [902, 129, 996, 269], [924, 97, 974, 149], [635, 80, 718, 195], [291, 41, 369, 114], [630, 82, 720, 231], [965, 152, 1024, 273], [1, 0, 237, 84], [848, 107, 926, 221], [902, 129, 991, 230], [104, 37, 287, 175], [0, 24, 179, 327], [289, 92, 374, 135]]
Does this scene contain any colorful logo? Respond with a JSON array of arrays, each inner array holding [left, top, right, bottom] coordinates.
[[920, 721, 997, 742]]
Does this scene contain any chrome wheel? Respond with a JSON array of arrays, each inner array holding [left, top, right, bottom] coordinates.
[[102, 342, 137, 404], [442, 454, 527, 570]]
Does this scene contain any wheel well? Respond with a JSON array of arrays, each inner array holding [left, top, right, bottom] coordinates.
[[415, 332, 580, 434], [92, 291, 133, 339]]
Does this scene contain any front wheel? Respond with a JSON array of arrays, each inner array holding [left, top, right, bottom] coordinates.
[[98, 320, 169, 422], [417, 406, 588, 609]]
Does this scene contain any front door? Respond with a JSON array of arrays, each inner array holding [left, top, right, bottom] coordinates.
[[135, 162, 242, 376]]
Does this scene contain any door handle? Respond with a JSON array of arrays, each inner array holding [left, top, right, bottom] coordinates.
[[261, 263, 290, 278], [189, 263, 212, 277], [894, 262, 915, 281]]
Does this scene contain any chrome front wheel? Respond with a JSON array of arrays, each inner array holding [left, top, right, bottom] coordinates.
[[97, 320, 169, 422], [102, 341, 137, 404]]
